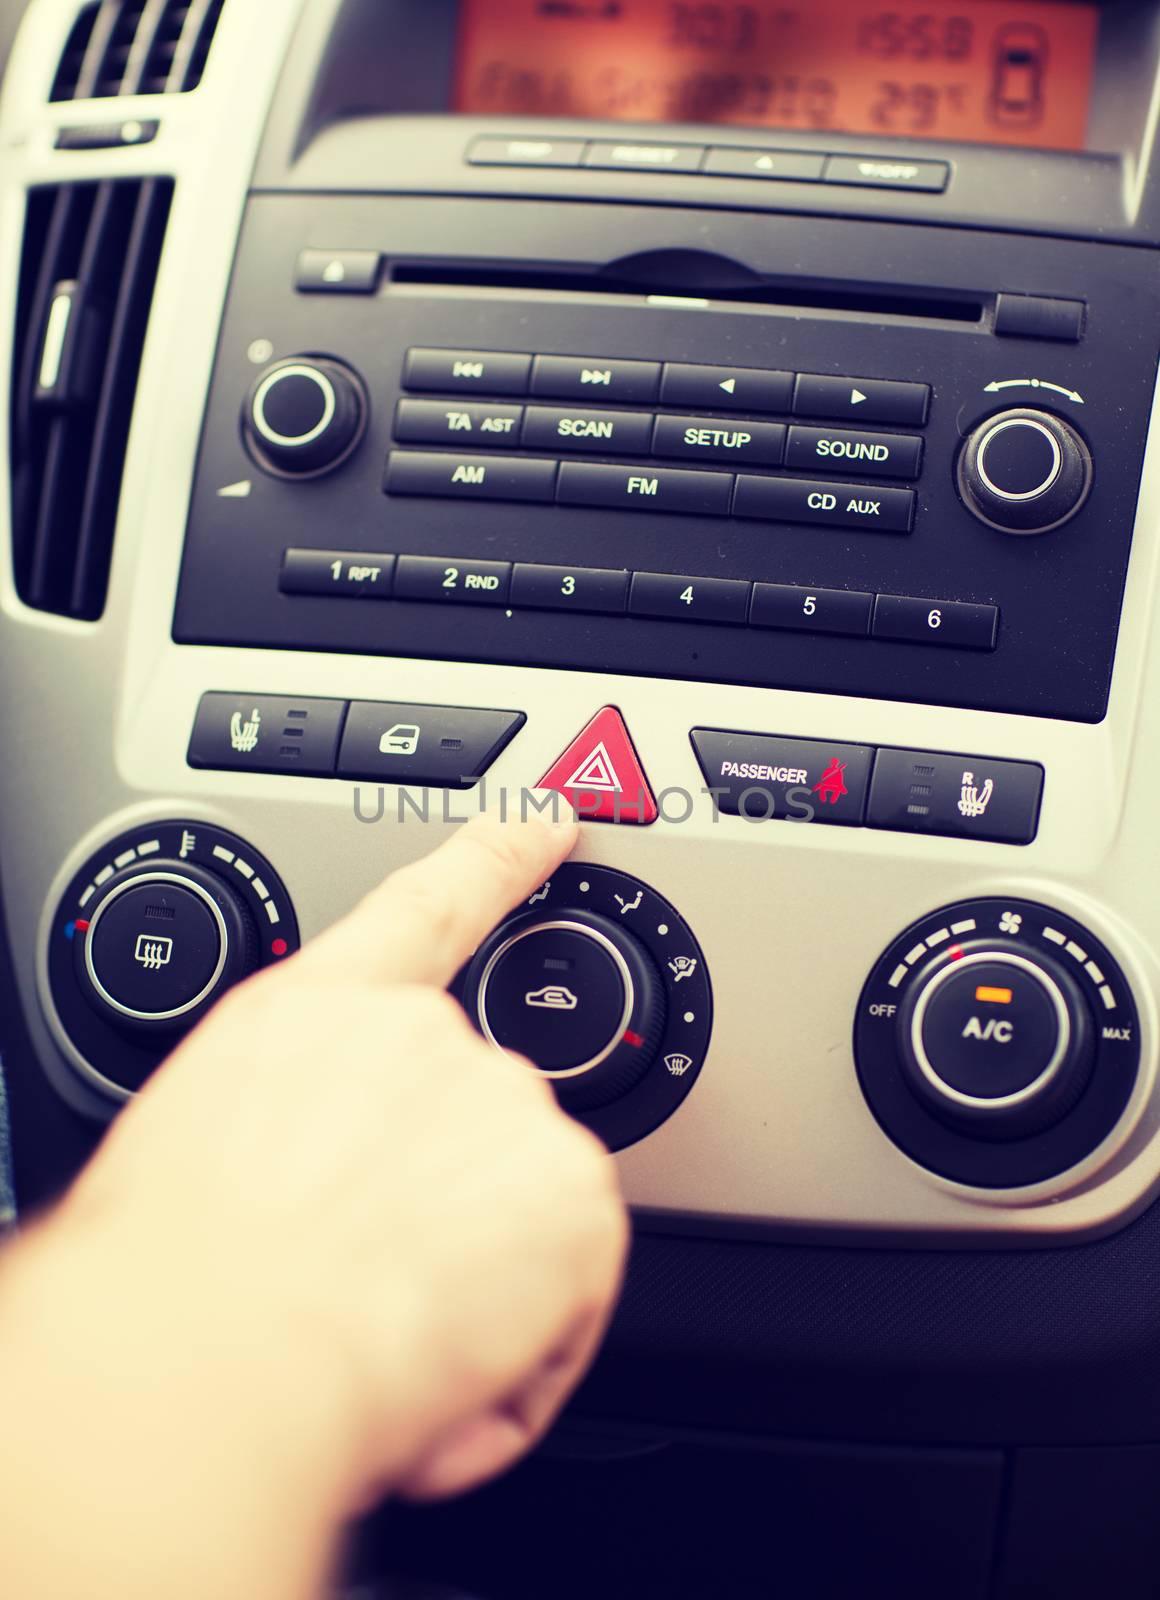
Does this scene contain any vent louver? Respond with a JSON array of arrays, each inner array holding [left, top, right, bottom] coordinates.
[[50, 0, 226, 100], [10, 180, 174, 619]]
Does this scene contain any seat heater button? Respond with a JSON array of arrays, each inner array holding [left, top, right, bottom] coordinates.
[[187, 694, 346, 777], [734, 476, 915, 532], [786, 426, 923, 479], [523, 406, 654, 455], [394, 399, 524, 447], [866, 748, 1043, 844], [690, 730, 874, 825]]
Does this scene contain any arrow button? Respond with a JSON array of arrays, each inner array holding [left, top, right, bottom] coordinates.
[[661, 362, 793, 414], [793, 373, 930, 427]]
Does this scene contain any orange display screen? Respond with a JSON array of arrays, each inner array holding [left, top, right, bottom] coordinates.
[[454, 1, 1100, 151]]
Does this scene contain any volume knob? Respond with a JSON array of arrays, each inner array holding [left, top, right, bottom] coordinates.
[[957, 408, 1092, 534], [244, 356, 366, 477]]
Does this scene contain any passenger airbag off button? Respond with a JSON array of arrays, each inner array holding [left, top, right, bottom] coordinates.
[[690, 730, 874, 825]]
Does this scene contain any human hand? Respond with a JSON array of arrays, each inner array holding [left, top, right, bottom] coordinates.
[[21, 811, 627, 1522]]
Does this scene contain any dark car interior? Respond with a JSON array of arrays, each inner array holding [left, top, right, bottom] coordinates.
[[5, 1, 1160, 1594]]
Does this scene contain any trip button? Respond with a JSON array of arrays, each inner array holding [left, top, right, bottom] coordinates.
[[557, 463, 733, 516], [337, 702, 525, 789], [794, 375, 930, 427], [187, 693, 347, 777], [653, 415, 785, 466], [660, 363, 793, 415], [873, 595, 998, 651], [280, 549, 395, 600], [734, 476, 915, 533], [690, 730, 874, 825], [404, 349, 532, 395], [786, 426, 923, 479], [511, 565, 629, 615], [523, 406, 654, 455], [530, 356, 662, 404], [384, 452, 557, 503], [395, 556, 512, 606], [468, 136, 588, 168], [867, 748, 1043, 845], [750, 584, 873, 637], [394, 399, 523, 448], [630, 572, 752, 625]]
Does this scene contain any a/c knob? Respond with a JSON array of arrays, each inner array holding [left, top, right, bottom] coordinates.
[[244, 357, 366, 477], [957, 408, 1092, 534]]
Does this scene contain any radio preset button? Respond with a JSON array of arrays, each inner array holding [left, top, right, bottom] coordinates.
[[394, 399, 523, 448], [280, 550, 396, 600], [558, 462, 733, 516], [734, 475, 915, 533], [630, 572, 752, 625], [690, 730, 874, 825], [522, 406, 654, 455], [873, 595, 998, 651], [531, 356, 662, 404], [660, 362, 793, 415], [511, 565, 629, 614], [652, 415, 785, 466], [384, 451, 557, 503], [786, 426, 923, 479], [866, 748, 1043, 845], [794, 374, 930, 427], [404, 349, 532, 395], [395, 556, 513, 606], [337, 703, 525, 789], [751, 584, 873, 636]]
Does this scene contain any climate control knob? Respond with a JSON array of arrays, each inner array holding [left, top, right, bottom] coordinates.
[[899, 944, 1093, 1137], [76, 863, 256, 1035], [244, 356, 366, 477], [456, 865, 713, 1151], [957, 408, 1092, 533]]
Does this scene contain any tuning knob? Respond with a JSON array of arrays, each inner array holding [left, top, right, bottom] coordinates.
[[75, 862, 258, 1036], [464, 909, 665, 1112], [244, 356, 366, 477], [957, 408, 1092, 533], [898, 942, 1094, 1138]]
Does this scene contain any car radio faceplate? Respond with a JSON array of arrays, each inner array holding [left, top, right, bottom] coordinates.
[[174, 196, 1157, 725]]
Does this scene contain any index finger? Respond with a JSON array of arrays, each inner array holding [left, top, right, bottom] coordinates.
[[296, 805, 580, 989]]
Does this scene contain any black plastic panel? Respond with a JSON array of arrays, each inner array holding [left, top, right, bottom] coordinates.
[[176, 195, 1159, 721]]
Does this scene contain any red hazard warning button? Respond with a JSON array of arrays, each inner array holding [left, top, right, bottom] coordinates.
[[538, 707, 658, 825]]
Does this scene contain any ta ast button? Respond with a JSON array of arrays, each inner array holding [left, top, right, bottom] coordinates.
[[337, 702, 525, 789], [867, 748, 1044, 845], [691, 730, 873, 825]]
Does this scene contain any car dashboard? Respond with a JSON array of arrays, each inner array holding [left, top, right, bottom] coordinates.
[[5, 1, 1160, 1594]]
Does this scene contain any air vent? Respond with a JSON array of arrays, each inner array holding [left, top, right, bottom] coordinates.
[[10, 180, 174, 619], [50, 0, 226, 100]]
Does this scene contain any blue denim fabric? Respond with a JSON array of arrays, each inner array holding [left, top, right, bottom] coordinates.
[[0, 1059, 15, 1229]]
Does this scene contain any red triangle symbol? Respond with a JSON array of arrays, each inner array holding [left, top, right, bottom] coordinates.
[[538, 707, 658, 825]]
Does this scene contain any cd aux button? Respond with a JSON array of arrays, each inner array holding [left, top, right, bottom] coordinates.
[[734, 476, 915, 533]]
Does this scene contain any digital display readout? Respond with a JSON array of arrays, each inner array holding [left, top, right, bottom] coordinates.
[[454, 1, 1100, 151]]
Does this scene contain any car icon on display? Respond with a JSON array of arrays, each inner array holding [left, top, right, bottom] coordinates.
[[524, 985, 580, 1011], [989, 23, 1048, 129], [378, 723, 421, 756]]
